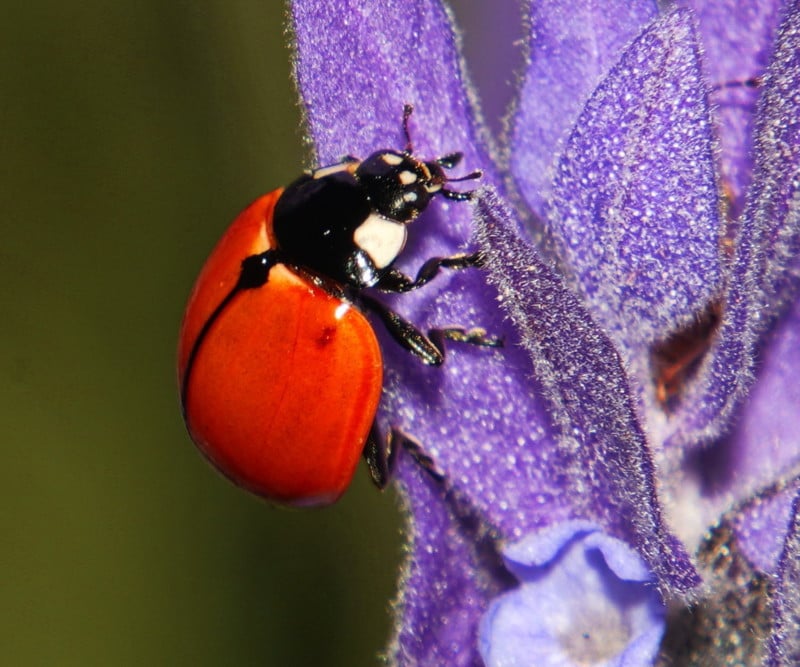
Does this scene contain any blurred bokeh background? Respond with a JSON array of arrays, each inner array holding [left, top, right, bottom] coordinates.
[[1, 2, 519, 665]]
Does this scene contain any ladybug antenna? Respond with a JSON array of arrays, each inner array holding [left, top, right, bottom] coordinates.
[[712, 75, 762, 92], [402, 103, 415, 154], [447, 168, 483, 182], [401, 104, 483, 199]]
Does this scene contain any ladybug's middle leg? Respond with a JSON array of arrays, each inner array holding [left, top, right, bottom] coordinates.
[[359, 292, 502, 367]]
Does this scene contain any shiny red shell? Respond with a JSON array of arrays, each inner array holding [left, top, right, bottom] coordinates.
[[178, 192, 383, 507]]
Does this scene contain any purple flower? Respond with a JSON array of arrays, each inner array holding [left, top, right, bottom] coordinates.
[[479, 522, 666, 667], [289, 0, 800, 665]]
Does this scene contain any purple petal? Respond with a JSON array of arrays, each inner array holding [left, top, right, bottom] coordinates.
[[511, 0, 657, 219], [502, 521, 655, 582], [385, 265, 573, 541], [475, 187, 699, 595], [292, 0, 580, 545], [390, 456, 510, 667], [502, 520, 602, 572], [547, 9, 722, 357], [731, 475, 800, 573], [679, 0, 785, 218], [668, 0, 800, 447], [745, 0, 800, 319], [453, 3, 524, 137], [290, 0, 502, 304], [289, 6, 567, 659], [479, 523, 665, 667], [708, 297, 800, 502], [767, 490, 800, 666], [290, 0, 496, 184]]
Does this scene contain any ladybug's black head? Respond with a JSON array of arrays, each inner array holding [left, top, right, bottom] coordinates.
[[353, 150, 458, 223], [353, 105, 482, 224], [272, 105, 482, 290]]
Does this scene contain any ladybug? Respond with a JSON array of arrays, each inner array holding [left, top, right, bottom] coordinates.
[[178, 105, 499, 507]]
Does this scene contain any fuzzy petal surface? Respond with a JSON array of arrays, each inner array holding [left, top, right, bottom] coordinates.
[[293, 0, 581, 543], [679, 0, 785, 218], [546, 9, 721, 360], [669, 0, 800, 448], [768, 490, 800, 666], [390, 456, 511, 667], [511, 0, 657, 218], [475, 188, 698, 596]]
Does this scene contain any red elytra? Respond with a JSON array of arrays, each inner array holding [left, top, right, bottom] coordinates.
[[178, 192, 383, 506]]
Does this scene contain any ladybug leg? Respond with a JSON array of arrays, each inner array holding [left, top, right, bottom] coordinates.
[[359, 293, 503, 365], [428, 327, 503, 353], [364, 426, 444, 490], [359, 293, 444, 365], [363, 425, 393, 490], [376, 252, 484, 293], [394, 429, 445, 481]]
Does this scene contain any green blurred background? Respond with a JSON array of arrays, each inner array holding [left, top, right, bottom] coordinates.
[[1, 3, 403, 665], [1, 2, 517, 665]]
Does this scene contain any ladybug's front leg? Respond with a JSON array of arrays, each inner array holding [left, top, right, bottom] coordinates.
[[363, 426, 444, 490], [375, 252, 485, 293]]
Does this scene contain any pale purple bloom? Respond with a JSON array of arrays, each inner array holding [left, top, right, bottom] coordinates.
[[479, 522, 665, 667], [289, 0, 800, 664]]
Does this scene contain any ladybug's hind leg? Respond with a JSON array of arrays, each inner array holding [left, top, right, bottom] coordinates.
[[364, 426, 444, 490], [363, 425, 394, 490]]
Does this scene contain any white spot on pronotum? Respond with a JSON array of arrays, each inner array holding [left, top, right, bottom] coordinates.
[[404, 192, 418, 202], [334, 302, 350, 320], [312, 161, 358, 179], [382, 153, 404, 166], [399, 170, 417, 185], [353, 213, 407, 269]]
